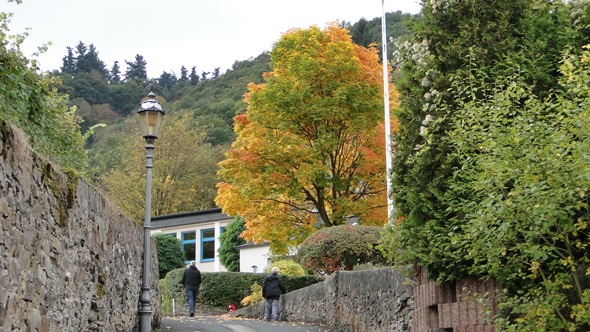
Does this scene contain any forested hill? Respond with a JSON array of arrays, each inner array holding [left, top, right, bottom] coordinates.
[[59, 11, 415, 140]]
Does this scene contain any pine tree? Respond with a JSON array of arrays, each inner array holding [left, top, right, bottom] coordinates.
[[158, 71, 177, 90], [61, 46, 75, 74], [179, 66, 188, 81], [124, 54, 148, 80], [74, 41, 89, 73], [109, 61, 121, 83], [189, 66, 199, 85], [85, 44, 108, 78]]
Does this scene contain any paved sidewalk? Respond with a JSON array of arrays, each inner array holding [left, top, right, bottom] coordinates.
[[157, 314, 337, 332]]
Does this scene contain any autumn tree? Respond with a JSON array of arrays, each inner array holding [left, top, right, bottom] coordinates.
[[216, 24, 397, 253], [99, 112, 228, 221]]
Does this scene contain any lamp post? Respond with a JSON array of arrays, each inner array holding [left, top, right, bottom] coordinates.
[[137, 92, 165, 332]]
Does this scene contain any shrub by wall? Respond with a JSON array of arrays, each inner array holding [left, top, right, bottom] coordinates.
[[297, 225, 387, 275]]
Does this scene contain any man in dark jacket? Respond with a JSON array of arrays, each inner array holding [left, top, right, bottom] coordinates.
[[262, 267, 287, 321], [181, 261, 201, 317]]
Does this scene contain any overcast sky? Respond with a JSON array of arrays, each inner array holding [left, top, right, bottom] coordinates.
[[5, 0, 421, 78]]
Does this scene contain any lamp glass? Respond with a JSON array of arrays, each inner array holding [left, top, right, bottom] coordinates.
[[138, 110, 163, 138]]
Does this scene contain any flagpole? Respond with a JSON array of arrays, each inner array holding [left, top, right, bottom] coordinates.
[[381, 0, 394, 221]]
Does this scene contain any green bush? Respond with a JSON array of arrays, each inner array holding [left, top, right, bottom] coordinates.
[[160, 268, 185, 315], [265, 259, 307, 276], [159, 269, 323, 315], [296, 225, 387, 275], [199, 272, 263, 307], [153, 234, 185, 279]]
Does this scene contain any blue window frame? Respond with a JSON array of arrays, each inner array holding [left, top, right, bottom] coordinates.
[[181, 231, 196, 263], [200, 228, 215, 262]]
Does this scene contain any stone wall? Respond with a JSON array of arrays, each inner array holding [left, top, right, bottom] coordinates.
[[233, 268, 414, 332], [0, 121, 161, 331]]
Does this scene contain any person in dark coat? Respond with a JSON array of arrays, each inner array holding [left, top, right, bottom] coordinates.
[[181, 261, 202, 317], [262, 266, 287, 321]]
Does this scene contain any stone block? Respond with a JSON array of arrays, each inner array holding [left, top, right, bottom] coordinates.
[[450, 302, 459, 327], [438, 303, 451, 328]]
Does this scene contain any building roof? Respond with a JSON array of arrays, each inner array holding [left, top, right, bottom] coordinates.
[[151, 208, 232, 229], [234, 241, 270, 249]]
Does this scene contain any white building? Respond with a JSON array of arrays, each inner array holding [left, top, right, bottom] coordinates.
[[236, 242, 272, 273], [150, 208, 270, 273]]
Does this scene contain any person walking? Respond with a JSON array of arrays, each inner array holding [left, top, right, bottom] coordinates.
[[181, 261, 202, 317], [262, 266, 287, 321]]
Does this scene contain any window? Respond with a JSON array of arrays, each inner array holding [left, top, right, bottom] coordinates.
[[181, 231, 196, 263], [200, 228, 215, 262]]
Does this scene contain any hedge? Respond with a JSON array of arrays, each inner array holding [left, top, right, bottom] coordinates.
[[160, 269, 323, 315]]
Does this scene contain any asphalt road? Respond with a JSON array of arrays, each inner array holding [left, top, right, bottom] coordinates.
[[156, 315, 338, 332]]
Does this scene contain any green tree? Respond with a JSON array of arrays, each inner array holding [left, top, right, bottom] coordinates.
[[65, 71, 111, 105], [179, 66, 188, 81], [216, 24, 395, 253], [193, 115, 234, 146], [344, 11, 413, 61], [109, 60, 121, 83], [158, 71, 177, 91], [391, 0, 588, 282], [218, 216, 246, 272], [153, 233, 185, 279], [108, 78, 147, 115], [443, 46, 590, 332], [189, 66, 199, 85], [61, 46, 75, 74], [296, 225, 386, 276], [125, 54, 148, 80], [71, 42, 108, 78], [385, 0, 590, 330], [212, 67, 220, 79]]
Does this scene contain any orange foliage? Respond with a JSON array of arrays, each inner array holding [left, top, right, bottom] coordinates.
[[215, 23, 400, 254]]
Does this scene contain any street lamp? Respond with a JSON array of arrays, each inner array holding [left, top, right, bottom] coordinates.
[[137, 92, 165, 332]]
